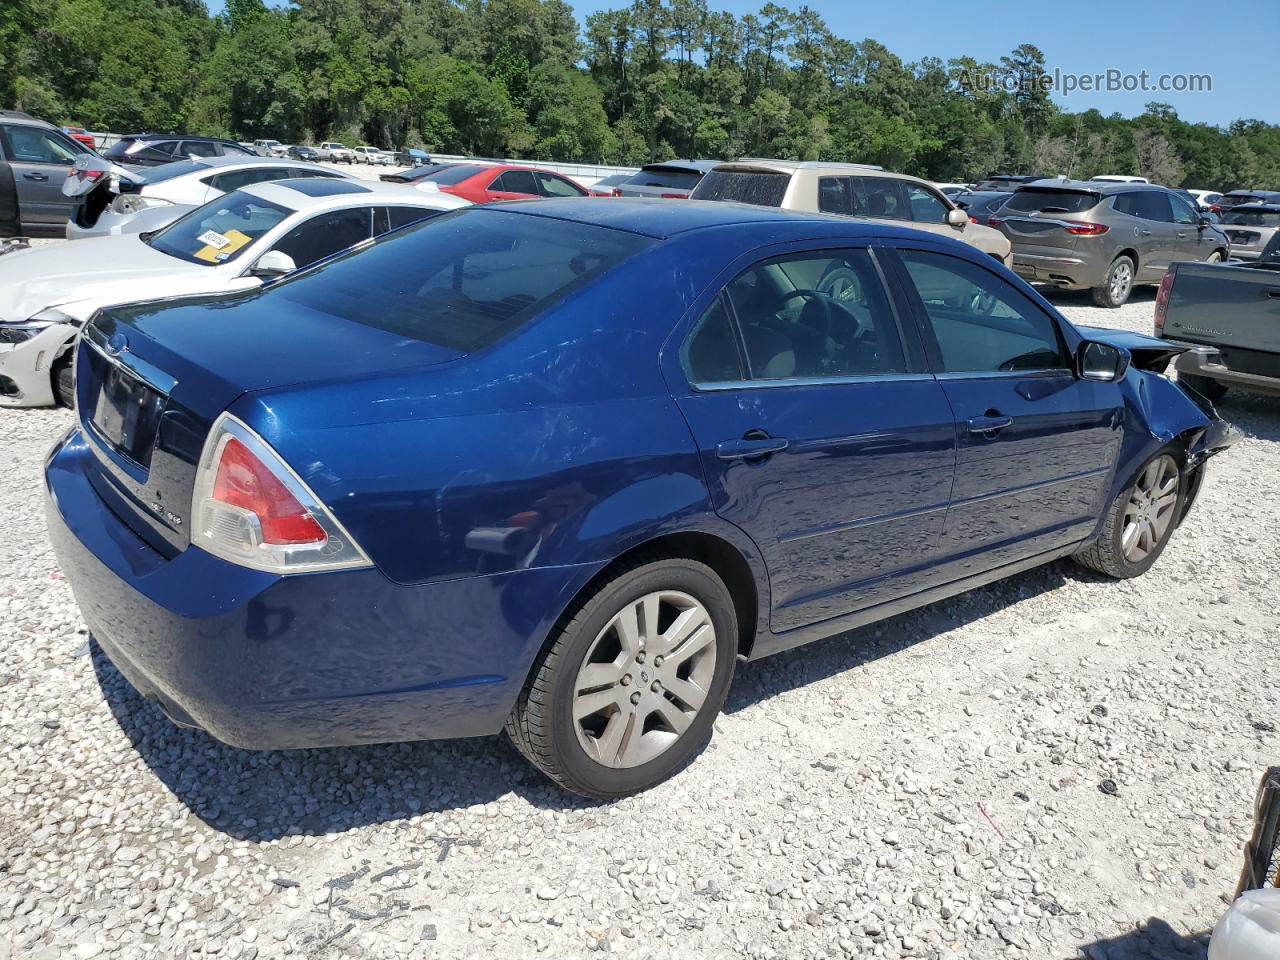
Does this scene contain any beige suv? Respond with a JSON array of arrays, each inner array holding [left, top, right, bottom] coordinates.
[[690, 160, 1012, 266]]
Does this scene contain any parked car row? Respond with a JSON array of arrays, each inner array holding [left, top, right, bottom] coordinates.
[[26, 189, 1233, 798]]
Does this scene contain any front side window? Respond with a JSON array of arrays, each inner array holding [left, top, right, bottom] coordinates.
[[705, 249, 906, 382], [270, 206, 373, 268], [905, 184, 949, 224], [537, 172, 585, 197], [899, 250, 1068, 374], [1169, 193, 1200, 225], [147, 193, 293, 266], [270, 209, 652, 352], [3, 125, 81, 164]]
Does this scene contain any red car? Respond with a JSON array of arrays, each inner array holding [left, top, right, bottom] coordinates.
[[62, 126, 96, 149], [409, 163, 588, 203]]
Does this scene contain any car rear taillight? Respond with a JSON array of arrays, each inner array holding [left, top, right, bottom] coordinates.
[[969, 215, 980, 224], [192, 413, 370, 574], [1062, 221, 1109, 236], [987, 214, 1004, 226], [659, 193, 684, 199], [1154, 269, 1176, 335], [611, 188, 622, 197]]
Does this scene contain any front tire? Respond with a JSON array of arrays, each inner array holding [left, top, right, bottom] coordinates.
[[1091, 255, 1135, 308], [1074, 452, 1183, 578], [507, 556, 737, 799], [52, 357, 74, 408]]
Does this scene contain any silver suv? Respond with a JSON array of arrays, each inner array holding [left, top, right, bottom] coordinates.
[[0, 110, 96, 238], [992, 179, 1230, 307]]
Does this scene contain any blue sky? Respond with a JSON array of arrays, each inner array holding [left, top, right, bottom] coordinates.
[[209, 0, 1277, 126]]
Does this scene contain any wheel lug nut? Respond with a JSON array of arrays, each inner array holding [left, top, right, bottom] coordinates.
[[629, 691, 642, 705], [650, 681, 661, 693], [621, 674, 632, 686], [653, 655, 664, 667], [635, 653, 645, 664]]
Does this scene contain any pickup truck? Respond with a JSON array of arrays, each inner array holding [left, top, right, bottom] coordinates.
[[1156, 234, 1280, 400]]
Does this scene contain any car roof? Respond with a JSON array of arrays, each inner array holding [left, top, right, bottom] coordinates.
[[242, 178, 470, 210], [117, 132, 238, 143], [639, 160, 721, 173], [1015, 178, 1166, 195], [0, 111, 60, 130], [711, 159, 886, 175], [473, 196, 895, 240]]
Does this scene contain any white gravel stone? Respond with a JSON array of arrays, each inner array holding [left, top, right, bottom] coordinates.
[[1, 289, 1277, 960]]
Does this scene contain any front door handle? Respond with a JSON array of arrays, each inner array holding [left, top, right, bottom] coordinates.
[[1139, 229, 1152, 237], [1176, 232, 1188, 239], [967, 414, 1013, 435], [23, 172, 49, 181], [716, 433, 789, 461]]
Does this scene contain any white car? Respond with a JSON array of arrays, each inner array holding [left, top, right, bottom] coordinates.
[[253, 139, 286, 157], [0, 179, 469, 408], [1186, 188, 1224, 211], [318, 141, 356, 164], [354, 146, 391, 165], [62, 155, 359, 240]]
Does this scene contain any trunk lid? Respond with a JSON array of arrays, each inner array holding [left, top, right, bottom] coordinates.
[[1164, 261, 1280, 356], [75, 292, 463, 555]]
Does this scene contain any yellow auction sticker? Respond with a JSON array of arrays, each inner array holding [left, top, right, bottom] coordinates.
[[194, 228, 252, 263]]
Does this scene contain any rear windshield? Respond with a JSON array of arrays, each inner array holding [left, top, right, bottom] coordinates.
[[271, 209, 653, 352], [691, 170, 790, 207], [625, 167, 704, 189], [1224, 209, 1280, 227], [148, 192, 292, 266], [1003, 189, 1100, 215], [413, 164, 487, 185]]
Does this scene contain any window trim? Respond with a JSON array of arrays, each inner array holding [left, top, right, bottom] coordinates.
[[882, 244, 1075, 379], [679, 244, 922, 392], [251, 204, 375, 273]]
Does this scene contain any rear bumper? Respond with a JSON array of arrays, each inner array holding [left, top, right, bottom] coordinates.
[[1010, 250, 1105, 289], [1175, 345, 1280, 397], [46, 428, 588, 749]]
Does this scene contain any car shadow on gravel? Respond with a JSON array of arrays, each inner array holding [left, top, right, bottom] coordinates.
[[725, 558, 1078, 715], [1040, 286, 1158, 309], [90, 643, 601, 840], [1077, 917, 1211, 959]]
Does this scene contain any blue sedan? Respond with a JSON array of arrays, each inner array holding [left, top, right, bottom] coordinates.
[[45, 199, 1235, 798]]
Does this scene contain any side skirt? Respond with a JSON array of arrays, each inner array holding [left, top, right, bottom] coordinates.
[[749, 542, 1083, 661]]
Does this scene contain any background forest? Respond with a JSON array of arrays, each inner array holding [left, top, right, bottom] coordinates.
[[2, 0, 1278, 188]]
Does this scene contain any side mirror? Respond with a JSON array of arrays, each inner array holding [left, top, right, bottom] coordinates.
[[1197, 215, 1214, 227], [946, 207, 968, 229], [249, 250, 297, 279], [1078, 340, 1130, 383]]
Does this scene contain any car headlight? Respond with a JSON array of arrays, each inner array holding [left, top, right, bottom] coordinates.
[[110, 194, 174, 216], [0, 307, 80, 344]]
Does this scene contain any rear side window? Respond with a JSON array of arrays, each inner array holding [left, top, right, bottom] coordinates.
[[271, 210, 652, 352], [384, 205, 438, 230], [683, 295, 744, 384], [181, 140, 220, 158], [1004, 189, 1100, 215], [849, 177, 907, 219], [206, 167, 293, 193], [691, 170, 789, 207], [496, 170, 538, 194], [1115, 191, 1171, 221]]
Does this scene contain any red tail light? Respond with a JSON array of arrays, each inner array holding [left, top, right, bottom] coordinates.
[[969, 215, 979, 224], [611, 188, 622, 197], [1154, 269, 1175, 335], [659, 193, 684, 199], [987, 214, 1004, 226], [1062, 221, 1109, 236], [1209, 204, 1221, 213], [211, 437, 326, 545]]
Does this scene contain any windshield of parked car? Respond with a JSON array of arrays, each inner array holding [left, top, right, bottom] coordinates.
[[410, 164, 487, 185], [625, 167, 704, 189], [1002, 189, 1100, 215], [147, 192, 292, 266], [1224, 209, 1280, 226], [270, 209, 653, 352], [691, 169, 790, 206]]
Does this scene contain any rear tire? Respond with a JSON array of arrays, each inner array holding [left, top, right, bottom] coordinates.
[[1074, 451, 1183, 579], [1091, 255, 1135, 308], [1178, 372, 1228, 403], [507, 556, 737, 799], [52, 357, 74, 408]]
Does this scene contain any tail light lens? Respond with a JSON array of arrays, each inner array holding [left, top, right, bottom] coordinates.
[[1154, 269, 1176, 335], [192, 413, 371, 574], [987, 214, 1005, 226], [659, 193, 684, 199], [611, 188, 622, 197], [969, 215, 979, 224], [1062, 221, 1109, 236]]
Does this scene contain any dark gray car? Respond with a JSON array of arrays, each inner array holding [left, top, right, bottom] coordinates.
[[613, 160, 719, 199], [993, 179, 1230, 307], [0, 111, 96, 238]]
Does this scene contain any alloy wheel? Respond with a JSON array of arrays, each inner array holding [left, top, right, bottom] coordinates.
[[1121, 455, 1179, 562], [1109, 261, 1133, 303], [572, 590, 717, 769]]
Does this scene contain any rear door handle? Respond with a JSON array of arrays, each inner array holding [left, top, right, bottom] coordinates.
[[716, 435, 789, 461], [967, 414, 1013, 434], [23, 172, 49, 181], [1139, 229, 1152, 237], [1266, 289, 1280, 300]]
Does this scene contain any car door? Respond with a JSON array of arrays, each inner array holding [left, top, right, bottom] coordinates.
[[1132, 190, 1180, 278], [1169, 190, 1213, 261], [0, 123, 84, 231], [888, 245, 1123, 576], [486, 170, 539, 201], [666, 244, 957, 633]]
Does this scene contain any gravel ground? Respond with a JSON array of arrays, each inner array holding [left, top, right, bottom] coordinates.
[[2, 287, 1278, 960]]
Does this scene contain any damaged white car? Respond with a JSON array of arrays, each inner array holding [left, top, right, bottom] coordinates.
[[0, 178, 468, 407]]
